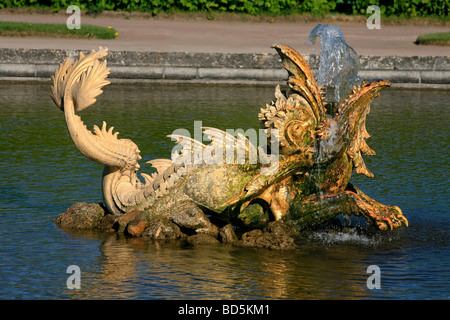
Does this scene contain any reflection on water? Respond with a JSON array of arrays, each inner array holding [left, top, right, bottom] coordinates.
[[62, 231, 382, 300], [0, 83, 448, 299]]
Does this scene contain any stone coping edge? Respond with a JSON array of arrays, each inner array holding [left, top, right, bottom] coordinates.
[[0, 48, 449, 86]]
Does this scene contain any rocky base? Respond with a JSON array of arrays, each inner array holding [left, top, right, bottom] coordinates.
[[54, 202, 300, 250]]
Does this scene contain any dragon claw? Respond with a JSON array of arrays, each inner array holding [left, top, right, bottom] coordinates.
[[348, 186, 408, 231], [371, 204, 408, 231], [374, 205, 408, 230]]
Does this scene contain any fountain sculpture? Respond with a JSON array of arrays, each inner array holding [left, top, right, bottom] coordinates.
[[52, 26, 407, 247]]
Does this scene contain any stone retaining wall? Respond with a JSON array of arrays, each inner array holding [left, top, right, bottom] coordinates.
[[0, 48, 449, 88]]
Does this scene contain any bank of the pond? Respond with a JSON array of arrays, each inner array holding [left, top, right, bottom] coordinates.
[[0, 48, 449, 88]]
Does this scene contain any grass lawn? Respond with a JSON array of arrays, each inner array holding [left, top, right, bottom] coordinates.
[[0, 21, 118, 39], [415, 31, 450, 46]]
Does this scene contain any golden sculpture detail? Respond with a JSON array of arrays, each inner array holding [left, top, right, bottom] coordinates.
[[51, 44, 407, 242]]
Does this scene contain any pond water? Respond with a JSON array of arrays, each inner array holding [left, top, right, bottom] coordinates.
[[0, 82, 448, 300]]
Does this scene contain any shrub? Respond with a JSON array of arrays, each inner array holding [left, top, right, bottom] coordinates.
[[0, 0, 447, 18]]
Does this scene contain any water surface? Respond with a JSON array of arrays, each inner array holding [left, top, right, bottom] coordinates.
[[0, 83, 448, 299]]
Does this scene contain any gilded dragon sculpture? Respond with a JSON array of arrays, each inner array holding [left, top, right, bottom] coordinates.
[[51, 44, 408, 243]]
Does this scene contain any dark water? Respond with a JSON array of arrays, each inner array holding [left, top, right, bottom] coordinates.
[[0, 82, 448, 300]]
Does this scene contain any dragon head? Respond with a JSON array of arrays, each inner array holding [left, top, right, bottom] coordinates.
[[259, 44, 390, 179]]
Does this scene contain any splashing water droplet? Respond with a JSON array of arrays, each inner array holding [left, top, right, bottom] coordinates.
[[308, 24, 362, 104]]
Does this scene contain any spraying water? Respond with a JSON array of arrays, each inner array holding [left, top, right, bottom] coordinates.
[[308, 24, 362, 105], [307, 25, 363, 205]]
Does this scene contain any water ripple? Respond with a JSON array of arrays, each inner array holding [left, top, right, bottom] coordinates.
[[0, 84, 448, 299]]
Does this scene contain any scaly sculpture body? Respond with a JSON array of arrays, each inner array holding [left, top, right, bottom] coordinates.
[[51, 45, 407, 235]]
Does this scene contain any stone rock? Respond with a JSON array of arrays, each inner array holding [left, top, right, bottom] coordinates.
[[187, 233, 220, 246], [238, 229, 263, 245], [145, 219, 185, 240], [54, 202, 105, 230], [234, 221, 296, 250], [196, 223, 219, 238], [172, 204, 219, 237], [98, 213, 116, 232], [113, 209, 141, 234], [126, 220, 148, 237], [264, 221, 299, 237], [219, 224, 238, 243]]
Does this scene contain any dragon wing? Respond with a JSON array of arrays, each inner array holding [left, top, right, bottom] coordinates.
[[272, 44, 326, 122], [259, 44, 327, 157], [338, 79, 391, 178]]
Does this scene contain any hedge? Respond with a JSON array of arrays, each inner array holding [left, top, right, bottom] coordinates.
[[0, 0, 448, 18]]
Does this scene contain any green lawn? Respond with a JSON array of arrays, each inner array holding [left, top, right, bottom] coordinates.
[[0, 21, 118, 39], [415, 31, 450, 46]]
